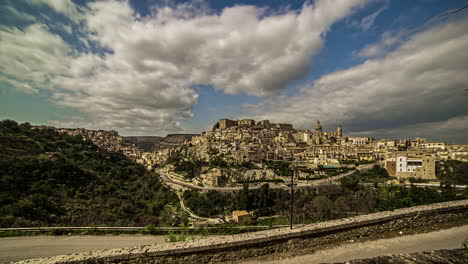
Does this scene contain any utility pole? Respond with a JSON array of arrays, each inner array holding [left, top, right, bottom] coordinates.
[[290, 165, 294, 229]]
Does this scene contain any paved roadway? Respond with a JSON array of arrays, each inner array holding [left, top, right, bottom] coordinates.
[[243, 224, 468, 264], [2, 225, 466, 264], [0, 235, 167, 263], [175, 192, 221, 222]]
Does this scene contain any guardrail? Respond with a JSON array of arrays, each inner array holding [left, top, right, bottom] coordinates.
[[0, 225, 289, 232]]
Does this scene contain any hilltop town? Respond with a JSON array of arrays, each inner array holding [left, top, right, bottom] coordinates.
[[134, 118, 468, 187], [32, 119, 467, 188]]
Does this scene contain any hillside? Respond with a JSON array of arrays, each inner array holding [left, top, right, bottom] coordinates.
[[124, 134, 199, 152], [0, 120, 178, 227], [124, 136, 163, 151], [155, 134, 199, 150]]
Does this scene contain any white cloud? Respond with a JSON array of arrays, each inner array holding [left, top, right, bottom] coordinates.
[[355, 31, 402, 58], [83, 0, 367, 97], [1, 0, 367, 135], [358, 1, 388, 31], [0, 24, 71, 91], [250, 17, 468, 141]]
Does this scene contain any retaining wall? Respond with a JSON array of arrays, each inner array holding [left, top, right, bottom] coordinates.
[[15, 199, 468, 264]]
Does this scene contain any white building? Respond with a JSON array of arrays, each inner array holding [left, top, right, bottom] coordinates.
[[420, 142, 445, 150]]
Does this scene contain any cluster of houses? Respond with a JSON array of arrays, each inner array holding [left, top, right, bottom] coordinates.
[[185, 119, 374, 166], [33, 120, 468, 185], [54, 128, 143, 159], [147, 118, 467, 186]]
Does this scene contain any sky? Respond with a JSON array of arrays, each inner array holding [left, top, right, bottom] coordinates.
[[0, 0, 467, 142]]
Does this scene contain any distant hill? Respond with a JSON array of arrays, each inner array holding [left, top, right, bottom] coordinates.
[[0, 120, 178, 227], [125, 134, 199, 152], [124, 136, 163, 151]]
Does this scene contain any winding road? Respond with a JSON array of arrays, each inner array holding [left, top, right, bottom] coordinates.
[[157, 163, 375, 192]]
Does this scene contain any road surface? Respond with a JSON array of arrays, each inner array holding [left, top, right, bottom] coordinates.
[[175, 191, 223, 223], [243, 224, 468, 264], [0, 235, 167, 263], [2, 225, 466, 264]]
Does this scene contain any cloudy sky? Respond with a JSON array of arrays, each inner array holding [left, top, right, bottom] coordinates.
[[1, 0, 467, 142]]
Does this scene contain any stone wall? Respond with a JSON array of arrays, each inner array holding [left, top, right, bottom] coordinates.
[[15, 200, 468, 264]]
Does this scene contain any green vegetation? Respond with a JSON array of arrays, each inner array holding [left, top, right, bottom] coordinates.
[[168, 152, 231, 179], [257, 216, 288, 226], [171, 158, 207, 179], [124, 136, 163, 152], [343, 165, 391, 185], [322, 167, 353, 176], [296, 167, 353, 180], [340, 159, 374, 165], [264, 160, 292, 176], [0, 120, 178, 227], [437, 160, 468, 185], [183, 166, 466, 224], [165, 229, 192, 243], [184, 184, 283, 218]]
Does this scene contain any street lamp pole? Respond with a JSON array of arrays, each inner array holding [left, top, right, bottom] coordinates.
[[290, 165, 294, 229]]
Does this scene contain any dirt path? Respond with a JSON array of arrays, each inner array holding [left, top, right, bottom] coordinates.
[[243, 225, 468, 264]]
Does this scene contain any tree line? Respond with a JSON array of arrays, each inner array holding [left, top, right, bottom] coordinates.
[[183, 165, 467, 223]]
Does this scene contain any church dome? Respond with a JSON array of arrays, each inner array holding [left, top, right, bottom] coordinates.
[[315, 120, 322, 131]]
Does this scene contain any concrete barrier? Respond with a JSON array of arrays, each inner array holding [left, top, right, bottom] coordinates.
[[15, 199, 468, 264]]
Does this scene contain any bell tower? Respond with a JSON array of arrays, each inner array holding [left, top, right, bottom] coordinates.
[[337, 124, 342, 137], [314, 120, 322, 132]]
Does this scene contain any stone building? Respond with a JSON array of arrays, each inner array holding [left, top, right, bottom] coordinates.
[[232, 210, 252, 223], [200, 168, 223, 186], [337, 124, 343, 138], [314, 120, 323, 132], [273, 123, 294, 130], [238, 119, 255, 127], [348, 137, 372, 147], [219, 119, 237, 130], [445, 143, 468, 161], [384, 152, 436, 179], [420, 142, 446, 151], [257, 120, 271, 129], [384, 158, 397, 176]]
